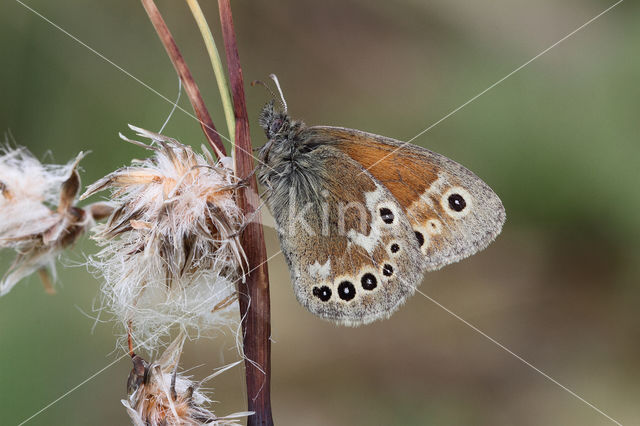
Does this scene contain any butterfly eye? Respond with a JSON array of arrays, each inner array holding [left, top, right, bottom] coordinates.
[[361, 273, 377, 290], [269, 119, 283, 137], [379, 207, 395, 224], [312, 286, 332, 302], [448, 193, 466, 212]]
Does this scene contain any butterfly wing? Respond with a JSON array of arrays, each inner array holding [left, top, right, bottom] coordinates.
[[265, 145, 425, 325], [303, 126, 506, 271]]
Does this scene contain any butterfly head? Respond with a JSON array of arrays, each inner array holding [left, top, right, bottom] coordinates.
[[259, 100, 291, 140], [255, 74, 300, 141]]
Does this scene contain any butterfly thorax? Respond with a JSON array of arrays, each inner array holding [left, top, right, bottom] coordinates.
[[257, 101, 330, 225]]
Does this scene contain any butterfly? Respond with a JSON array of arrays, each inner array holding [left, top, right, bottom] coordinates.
[[255, 76, 505, 326]]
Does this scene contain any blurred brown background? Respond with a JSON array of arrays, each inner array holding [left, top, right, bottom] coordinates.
[[1, 0, 639, 425]]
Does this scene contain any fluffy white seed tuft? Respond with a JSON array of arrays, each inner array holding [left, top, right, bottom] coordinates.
[[83, 127, 246, 351], [0, 145, 108, 295], [123, 334, 252, 426]]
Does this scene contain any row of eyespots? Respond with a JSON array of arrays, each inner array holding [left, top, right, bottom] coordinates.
[[381, 194, 467, 222], [312, 263, 395, 302], [381, 197, 468, 223], [380, 193, 465, 253]]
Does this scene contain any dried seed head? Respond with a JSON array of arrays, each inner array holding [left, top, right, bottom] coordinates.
[[122, 334, 251, 426], [83, 126, 246, 351], [0, 146, 110, 296]]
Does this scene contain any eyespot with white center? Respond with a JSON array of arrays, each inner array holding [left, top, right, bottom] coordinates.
[[448, 194, 466, 211], [374, 202, 398, 227], [382, 263, 394, 277], [413, 224, 433, 254], [360, 273, 377, 290], [312, 286, 332, 302], [337, 281, 356, 301], [379, 207, 394, 224], [441, 187, 473, 218]]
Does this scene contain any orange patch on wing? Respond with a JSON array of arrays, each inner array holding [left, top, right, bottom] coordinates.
[[312, 128, 440, 209]]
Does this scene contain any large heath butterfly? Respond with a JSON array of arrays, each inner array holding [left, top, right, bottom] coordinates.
[[256, 76, 505, 325]]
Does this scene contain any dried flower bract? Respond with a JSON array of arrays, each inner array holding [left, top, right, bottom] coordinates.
[[82, 126, 246, 351], [0, 145, 110, 296], [123, 334, 251, 425]]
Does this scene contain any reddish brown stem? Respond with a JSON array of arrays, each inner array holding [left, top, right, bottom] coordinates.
[[140, 0, 272, 421], [218, 1, 273, 424], [127, 320, 135, 357], [140, 0, 227, 159]]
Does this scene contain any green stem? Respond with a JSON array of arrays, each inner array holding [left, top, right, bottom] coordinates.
[[140, 0, 226, 158], [185, 0, 236, 153]]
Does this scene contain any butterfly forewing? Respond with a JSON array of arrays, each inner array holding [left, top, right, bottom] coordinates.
[[304, 126, 506, 271]]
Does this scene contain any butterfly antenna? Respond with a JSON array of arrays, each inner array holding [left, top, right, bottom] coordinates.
[[251, 79, 279, 104], [268, 74, 287, 113], [252, 75, 288, 113]]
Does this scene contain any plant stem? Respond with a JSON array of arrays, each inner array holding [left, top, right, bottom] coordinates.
[[218, 1, 273, 425], [140, 0, 227, 159], [141, 0, 273, 422], [184, 0, 236, 148]]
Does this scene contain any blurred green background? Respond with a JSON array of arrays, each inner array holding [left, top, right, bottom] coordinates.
[[1, 0, 639, 425]]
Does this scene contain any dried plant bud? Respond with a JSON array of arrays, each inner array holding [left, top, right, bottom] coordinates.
[[122, 334, 251, 426], [82, 126, 246, 351], [0, 146, 111, 296]]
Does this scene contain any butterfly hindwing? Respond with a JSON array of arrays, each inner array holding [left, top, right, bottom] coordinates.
[[304, 126, 506, 271], [266, 145, 425, 325]]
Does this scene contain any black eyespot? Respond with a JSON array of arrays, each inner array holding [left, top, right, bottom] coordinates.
[[379, 207, 394, 224], [312, 286, 332, 302], [415, 231, 425, 247], [338, 281, 356, 301], [382, 264, 394, 277], [390, 243, 400, 253], [361, 273, 377, 290], [448, 193, 466, 212]]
